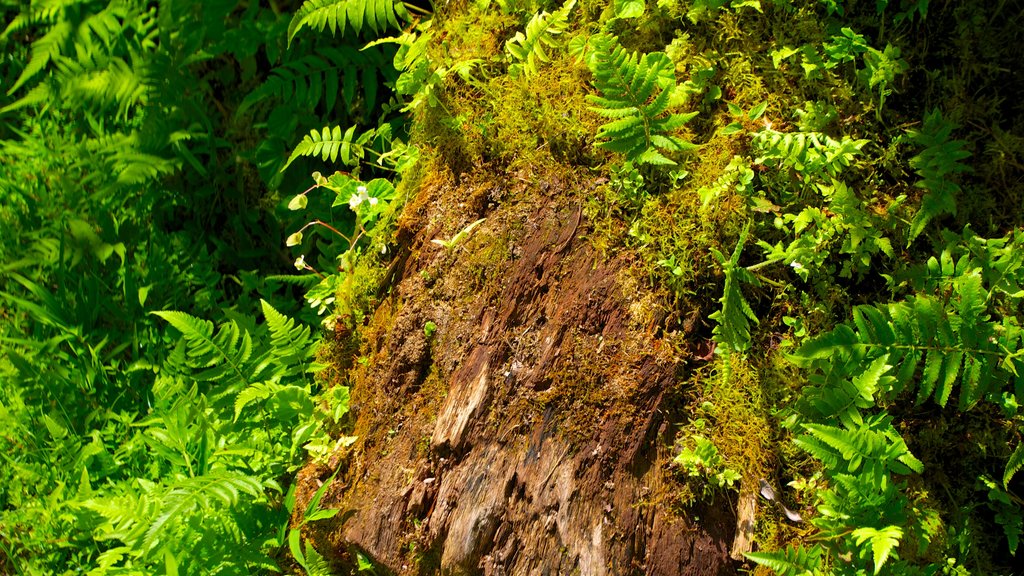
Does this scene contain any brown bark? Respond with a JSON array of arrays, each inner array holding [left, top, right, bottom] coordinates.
[[296, 165, 739, 575]]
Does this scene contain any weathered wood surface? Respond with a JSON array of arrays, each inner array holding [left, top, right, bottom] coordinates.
[[296, 168, 739, 575]]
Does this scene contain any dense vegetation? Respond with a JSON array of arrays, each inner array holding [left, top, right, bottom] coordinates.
[[1, 0, 1022, 574]]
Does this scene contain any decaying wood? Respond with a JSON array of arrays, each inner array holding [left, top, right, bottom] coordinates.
[[730, 479, 757, 561], [295, 167, 741, 575]]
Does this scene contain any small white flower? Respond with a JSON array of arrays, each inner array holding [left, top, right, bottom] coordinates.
[[356, 185, 367, 194], [348, 192, 363, 210], [790, 261, 805, 271], [368, 196, 379, 206], [294, 255, 306, 270]]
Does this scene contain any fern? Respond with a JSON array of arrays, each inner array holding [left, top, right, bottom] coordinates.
[[587, 34, 697, 165], [745, 544, 822, 576], [753, 128, 868, 180], [237, 46, 391, 118], [709, 222, 760, 354], [283, 125, 376, 171], [505, 0, 576, 77], [906, 109, 972, 241], [287, 0, 410, 44], [793, 278, 1020, 413], [6, 19, 71, 95], [1005, 441, 1024, 489]]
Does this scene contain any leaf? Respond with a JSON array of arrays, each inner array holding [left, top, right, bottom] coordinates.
[[289, 194, 309, 210], [432, 218, 486, 249], [505, 0, 576, 76], [745, 544, 822, 576], [288, 0, 410, 44], [709, 222, 760, 353], [851, 525, 902, 574], [587, 35, 697, 165], [1006, 443, 1024, 489]]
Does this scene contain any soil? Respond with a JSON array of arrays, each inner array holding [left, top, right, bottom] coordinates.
[[294, 163, 740, 575]]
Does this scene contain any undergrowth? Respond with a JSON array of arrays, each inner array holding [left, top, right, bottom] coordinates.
[[3, 0, 1023, 574]]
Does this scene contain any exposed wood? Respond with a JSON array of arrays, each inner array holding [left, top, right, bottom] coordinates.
[[296, 167, 740, 575]]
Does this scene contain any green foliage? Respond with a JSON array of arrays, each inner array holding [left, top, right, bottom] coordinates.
[[288, 0, 411, 44], [505, 0, 576, 76], [674, 434, 742, 491], [587, 34, 698, 165], [709, 222, 760, 354], [753, 129, 868, 181], [906, 110, 972, 242], [746, 544, 823, 576], [237, 46, 391, 119], [285, 125, 377, 171], [758, 179, 898, 280], [0, 0, 373, 571]]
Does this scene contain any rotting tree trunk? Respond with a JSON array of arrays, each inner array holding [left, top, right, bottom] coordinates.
[[295, 165, 739, 575]]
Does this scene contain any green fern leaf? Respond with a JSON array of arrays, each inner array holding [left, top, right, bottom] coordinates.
[[745, 544, 822, 576], [709, 222, 760, 353], [152, 311, 252, 385], [142, 471, 266, 554], [587, 34, 697, 165], [7, 19, 71, 95], [237, 46, 389, 117], [753, 128, 867, 180], [283, 125, 375, 171], [288, 0, 410, 44], [906, 109, 971, 241], [851, 525, 902, 574], [234, 382, 281, 422], [1005, 442, 1024, 489], [505, 0, 576, 76]]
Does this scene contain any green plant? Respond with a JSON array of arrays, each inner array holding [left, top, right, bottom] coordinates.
[[287, 172, 399, 328], [287, 0, 412, 44], [587, 34, 698, 166], [505, 0, 576, 77], [709, 222, 760, 355], [905, 109, 972, 242], [674, 434, 742, 491], [752, 129, 868, 182]]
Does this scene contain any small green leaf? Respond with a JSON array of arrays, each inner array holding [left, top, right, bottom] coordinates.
[[288, 194, 308, 210], [722, 122, 744, 135], [748, 101, 768, 120]]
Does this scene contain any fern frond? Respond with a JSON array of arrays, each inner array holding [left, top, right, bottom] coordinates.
[[906, 109, 971, 241], [753, 129, 867, 180], [56, 54, 150, 119], [790, 283, 1018, 412], [505, 0, 575, 76], [283, 125, 376, 171], [237, 46, 390, 117], [234, 382, 282, 422], [709, 222, 760, 353], [152, 311, 253, 385], [851, 525, 902, 574], [1005, 442, 1024, 489], [287, 0, 410, 44], [261, 299, 317, 366], [142, 470, 267, 554], [7, 19, 72, 95], [587, 34, 697, 165], [745, 544, 822, 576]]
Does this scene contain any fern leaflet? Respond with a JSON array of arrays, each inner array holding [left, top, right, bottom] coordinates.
[[287, 0, 410, 44], [505, 0, 576, 76], [587, 34, 697, 165]]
